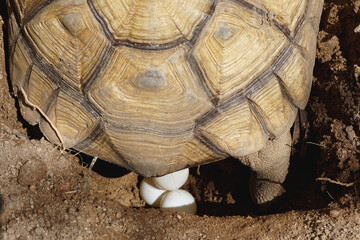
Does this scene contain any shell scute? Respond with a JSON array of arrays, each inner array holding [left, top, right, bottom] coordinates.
[[24, 0, 110, 90], [192, 1, 289, 100], [198, 99, 269, 158], [89, 0, 215, 46]]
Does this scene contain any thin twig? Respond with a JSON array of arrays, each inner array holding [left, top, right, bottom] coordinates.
[[64, 190, 78, 194], [326, 191, 335, 201], [83, 156, 98, 189], [316, 177, 359, 187], [106, 227, 119, 240], [307, 142, 323, 147]]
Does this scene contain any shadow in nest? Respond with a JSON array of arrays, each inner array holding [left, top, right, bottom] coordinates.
[[76, 152, 131, 178], [186, 158, 253, 217]]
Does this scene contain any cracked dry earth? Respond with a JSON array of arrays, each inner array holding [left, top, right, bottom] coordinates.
[[1, 0, 360, 239]]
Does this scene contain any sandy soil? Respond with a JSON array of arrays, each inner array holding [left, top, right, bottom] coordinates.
[[0, 0, 360, 239]]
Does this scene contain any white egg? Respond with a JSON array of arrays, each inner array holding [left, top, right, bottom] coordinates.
[[160, 189, 197, 215], [140, 177, 166, 207], [153, 168, 189, 191]]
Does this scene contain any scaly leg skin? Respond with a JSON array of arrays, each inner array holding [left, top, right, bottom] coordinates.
[[240, 130, 291, 208]]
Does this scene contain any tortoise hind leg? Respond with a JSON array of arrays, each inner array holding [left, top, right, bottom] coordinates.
[[239, 130, 291, 206]]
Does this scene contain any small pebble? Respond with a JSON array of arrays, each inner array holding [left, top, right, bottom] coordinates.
[[329, 209, 340, 218], [29, 185, 36, 192], [17, 160, 48, 186], [8, 218, 17, 227], [354, 24, 360, 33], [34, 227, 43, 235]]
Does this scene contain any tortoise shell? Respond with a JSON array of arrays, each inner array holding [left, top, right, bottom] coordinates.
[[7, 0, 323, 176]]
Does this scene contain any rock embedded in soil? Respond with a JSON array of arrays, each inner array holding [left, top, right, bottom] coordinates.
[[17, 159, 48, 186]]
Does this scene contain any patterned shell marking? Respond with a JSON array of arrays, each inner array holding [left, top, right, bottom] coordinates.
[[7, 0, 323, 176]]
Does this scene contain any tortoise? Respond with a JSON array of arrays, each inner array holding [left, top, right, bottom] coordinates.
[[6, 0, 323, 205]]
